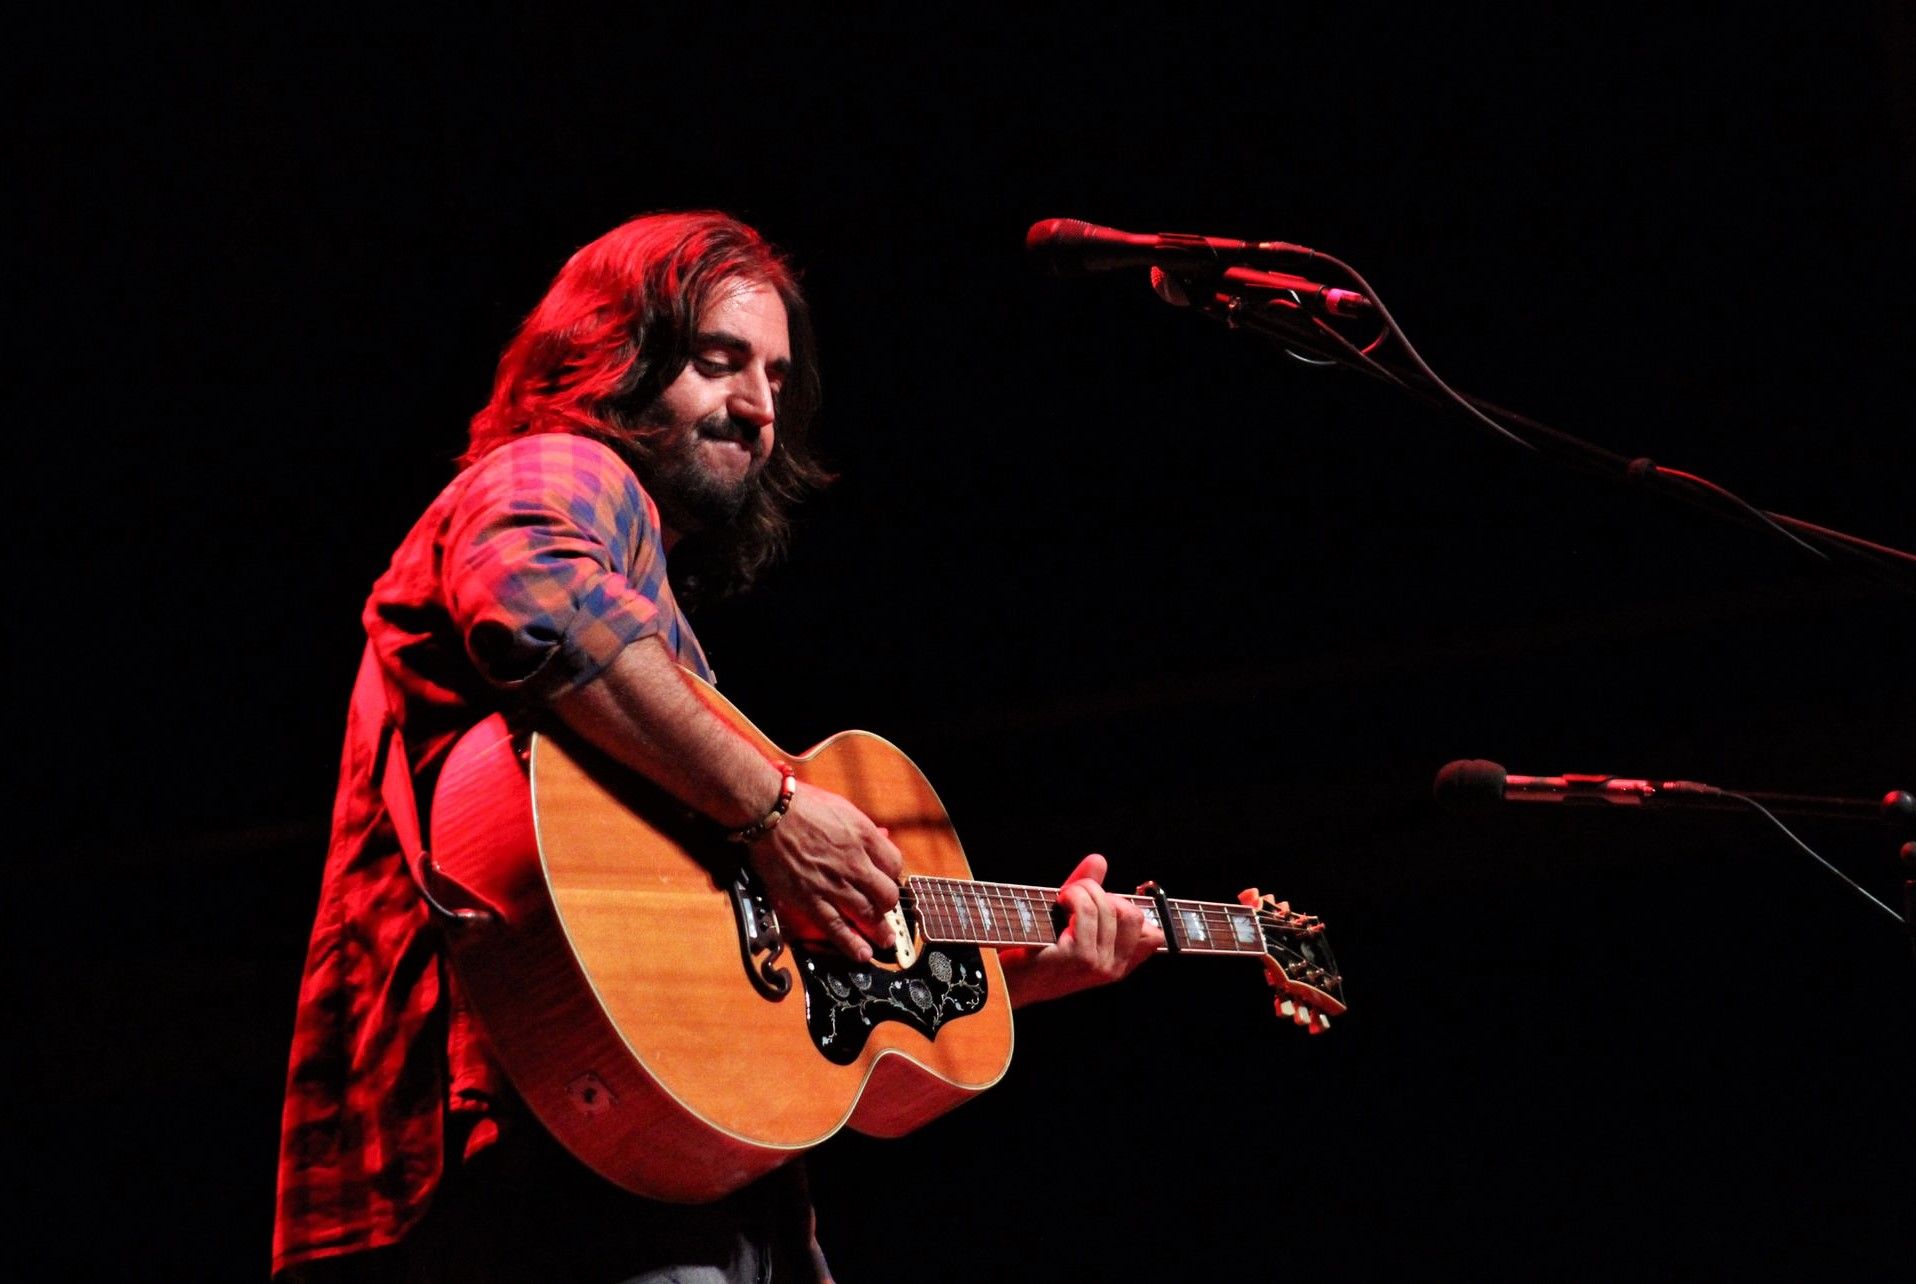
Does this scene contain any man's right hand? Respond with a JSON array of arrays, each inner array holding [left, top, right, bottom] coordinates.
[[552, 639, 904, 960], [747, 783, 904, 962]]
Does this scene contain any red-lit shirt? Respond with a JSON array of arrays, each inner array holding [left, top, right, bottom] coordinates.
[[271, 433, 712, 1276]]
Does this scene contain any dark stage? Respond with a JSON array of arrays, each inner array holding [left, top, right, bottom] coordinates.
[[22, 11, 1913, 1279]]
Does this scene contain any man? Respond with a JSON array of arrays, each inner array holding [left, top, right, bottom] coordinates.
[[272, 210, 1160, 1283]]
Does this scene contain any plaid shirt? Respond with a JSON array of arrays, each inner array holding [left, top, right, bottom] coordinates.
[[272, 433, 712, 1276]]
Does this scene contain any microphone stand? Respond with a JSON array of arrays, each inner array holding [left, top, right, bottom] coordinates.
[[1186, 275, 1916, 962], [1903, 842, 1916, 965], [1195, 288, 1916, 593]]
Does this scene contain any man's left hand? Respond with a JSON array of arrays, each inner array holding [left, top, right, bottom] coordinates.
[[998, 853, 1164, 1008]]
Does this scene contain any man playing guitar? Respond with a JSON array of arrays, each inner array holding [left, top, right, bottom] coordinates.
[[271, 211, 1162, 1283]]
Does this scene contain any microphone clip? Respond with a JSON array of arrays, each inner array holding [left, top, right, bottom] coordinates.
[[1150, 264, 1374, 321]]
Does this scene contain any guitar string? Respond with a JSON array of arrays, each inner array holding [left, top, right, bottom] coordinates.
[[853, 882, 1341, 1011], [906, 883, 1315, 939], [869, 925, 1337, 999], [907, 879, 1284, 912], [901, 929, 1326, 975], [899, 919, 1289, 954], [903, 879, 1295, 931], [900, 882, 1299, 955]]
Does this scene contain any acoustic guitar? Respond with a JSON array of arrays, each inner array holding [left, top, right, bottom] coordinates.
[[425, 673, 1346, 1203]]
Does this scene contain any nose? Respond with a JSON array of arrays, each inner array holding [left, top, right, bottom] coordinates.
[[730, 367, 777, 453]]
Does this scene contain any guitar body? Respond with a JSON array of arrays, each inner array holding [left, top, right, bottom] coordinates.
[[429, 677, 1014, 1203]]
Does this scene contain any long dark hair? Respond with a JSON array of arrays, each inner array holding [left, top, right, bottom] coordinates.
[[465, 210, 831, 602]]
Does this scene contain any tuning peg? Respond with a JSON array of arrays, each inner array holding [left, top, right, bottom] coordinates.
[[1277, 998, 1296, 1018], [1292, 1004, 1311, 1028], [1306, 1012, 1329, 1036], [1238, 887, 1262, 907]]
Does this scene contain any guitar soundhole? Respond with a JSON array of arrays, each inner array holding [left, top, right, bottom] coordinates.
[[798, 944, 990, 1064]]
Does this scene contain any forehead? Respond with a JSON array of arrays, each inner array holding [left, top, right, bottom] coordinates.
[[697, 278, 791, 360]]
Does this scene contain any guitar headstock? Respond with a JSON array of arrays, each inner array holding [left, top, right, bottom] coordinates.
[[1239, 888, 1347, 1035]]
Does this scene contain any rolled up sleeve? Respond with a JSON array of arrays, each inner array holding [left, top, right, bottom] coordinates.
[[441, 435, 665, 700]]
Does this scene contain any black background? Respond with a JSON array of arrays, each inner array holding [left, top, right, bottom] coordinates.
[[21, 9, 1914, 1279]]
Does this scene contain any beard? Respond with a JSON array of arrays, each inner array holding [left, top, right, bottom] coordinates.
[[642, 410, 766, 535]]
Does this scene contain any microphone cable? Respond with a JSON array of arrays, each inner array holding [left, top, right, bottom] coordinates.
[[1629, 462, 1830, 562], [1722, 790, 1905, 928], [1207, 239, 1909, 582], [1275, 245, 1540, 455]]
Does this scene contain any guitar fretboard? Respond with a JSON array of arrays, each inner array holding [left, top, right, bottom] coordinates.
[[903, 876, 1270, 956]]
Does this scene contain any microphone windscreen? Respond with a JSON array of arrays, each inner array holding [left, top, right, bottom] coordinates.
[[1024, 218, 1094, 276], [1433, 759, 1509, 812]]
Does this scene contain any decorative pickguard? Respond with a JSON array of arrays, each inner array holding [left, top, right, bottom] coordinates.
[[798, 942, 990, 1064]]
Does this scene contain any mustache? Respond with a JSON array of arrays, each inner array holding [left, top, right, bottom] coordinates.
[[695, 413, 763, 453]]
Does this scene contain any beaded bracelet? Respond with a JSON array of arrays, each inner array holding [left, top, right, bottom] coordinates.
[[727, 765, 797, 843]]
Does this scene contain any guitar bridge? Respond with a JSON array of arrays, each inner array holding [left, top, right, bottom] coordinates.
[[729, 869, 792, 1001]]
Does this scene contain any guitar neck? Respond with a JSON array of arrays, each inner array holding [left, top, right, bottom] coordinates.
[[904, 876, 1271, 957]]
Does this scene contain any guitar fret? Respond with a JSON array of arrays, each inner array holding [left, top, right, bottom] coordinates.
[[990, 885, 1028, 947], [999, 885, 1048, 946], [921, 877, 949, 940], [1218, 905, 1258, 954], [1179, 901, 1211, 948], [1010, 888, 1041, 942], [911, 878, 933, 937], [1021, 888, 1052, 946], [1195, 903, 1236, 953], [1027, 888, 1049, 944], [939, 879, 962, 940], [931, 879, 951, 939]]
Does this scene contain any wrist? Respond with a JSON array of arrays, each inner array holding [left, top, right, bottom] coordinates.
[[726, 764, 797, 843]]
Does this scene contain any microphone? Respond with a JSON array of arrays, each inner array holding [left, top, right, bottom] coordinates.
[[1434, 759, 1915, 825], [1433, 760, 1718, 812], [1025, 217, 1310, 276]]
